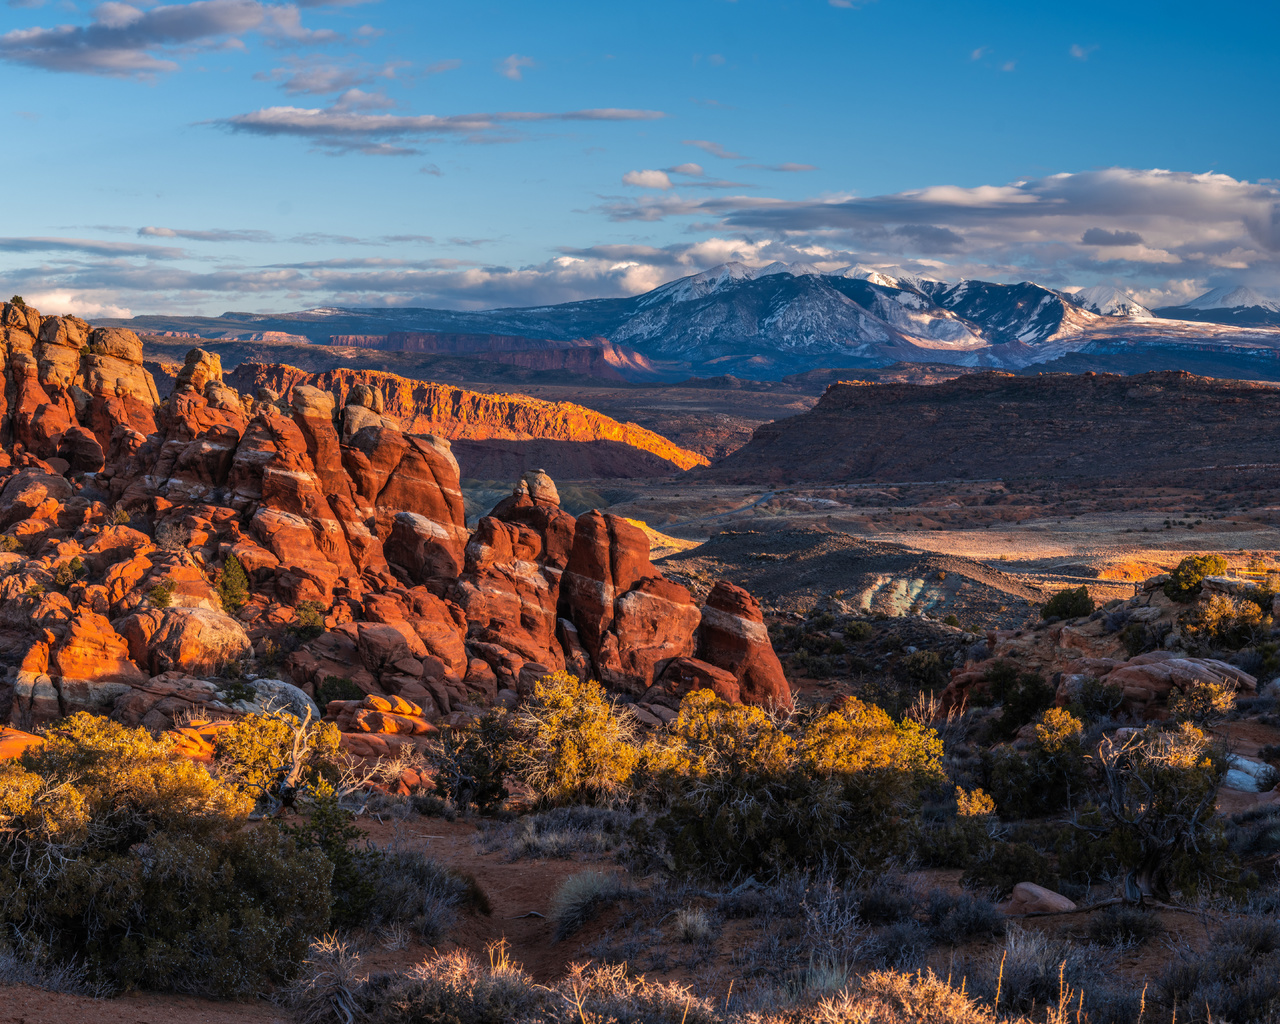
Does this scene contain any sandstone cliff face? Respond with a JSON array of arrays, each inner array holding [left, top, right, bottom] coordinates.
[[0, 302, 788, 739], [227, 364, 709, 472]]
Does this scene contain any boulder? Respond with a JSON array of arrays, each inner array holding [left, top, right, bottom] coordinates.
[[142, 607, 252, 676], [1003, 882, 1077, 915], [697, 581, 793, 711]]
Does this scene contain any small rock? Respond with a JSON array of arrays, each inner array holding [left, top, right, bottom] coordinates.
[[1004, 882, 1076, 915]]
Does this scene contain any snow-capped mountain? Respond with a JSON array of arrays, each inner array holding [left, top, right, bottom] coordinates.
[[1178, 286, 1280, 312], [97, 262, 1280, 379], [1070, 285, 1153, 318], [1154, 286, 1280, 327]]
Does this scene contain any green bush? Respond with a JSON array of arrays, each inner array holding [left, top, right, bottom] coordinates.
[[8, 295, 23, 308], [52, 557, 83, 589], [281, 782, 376, 928], [216, 553, 249, 614], [292, 599, 326, 640], [843, 620, 875, 643], [983, 661, 1056, 738], [1041, 585, 1094, 621], [1165, 553, 1229, 602], [962, 839, 1057, 897], [145, 579, 175, 608], [0, 714, 329, 995], [316, 674, 364, 709], [896, 649, 946, 691], [1070, 723, 1232, 898], [0, 535, 21, 553], [429, 708, 513, 814]]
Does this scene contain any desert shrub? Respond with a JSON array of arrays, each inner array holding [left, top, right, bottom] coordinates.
[[292, 600, 327, 640], [1071, 676, 1126, 721], [483, 805, 633, 860], [843, 620, 875, 642], [429, 707, 513, 814], [970, 926, 1097, 1016], [980, 711, 1085, 821], [1169, 676, 1238, 724], [316, 674, 364, 708], [982, 660, 1055, 737], [1165, 553, 1228, 602], [640, 691, 944, 880], [282, 782, 376, 928], [925, 889, 1004, 943], [956, 785, 996, 818], [0, 535, 22, 553], [856, 876, 915, 925], [962, 839, 1056, 897], [1218, 915, 1280, 956], [1076, 722, 1232, 898], [215, 553, 249, 614], [1159, 941, 1280, 1024], [896, 649, 946, 690], [551, 870, 626, 940], [153, 519, 191, 552], [52, 556, 82, 589], [1088, 903, 1162, 946], [510, 671, 639, 807], [0, 714, 329, 995], [1041, 585, 1093, 621], [358, 846, 484, 942], [672, 906, 715, 944], [1185, 593, 1272, 651], [145, 579, 175, 607], [8, 295, 24, 307], [213, 710, 343, 808]]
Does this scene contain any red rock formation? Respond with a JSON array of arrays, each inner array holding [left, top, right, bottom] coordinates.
[[696, 581, 794, 711], [559, 511, 701, 694], [228, 364, 708, 471], [0, 311, 788, 741]]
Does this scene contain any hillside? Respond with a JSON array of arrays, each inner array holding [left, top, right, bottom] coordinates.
[[226, 362, 709, 471], [704, 369, 1280, 484]]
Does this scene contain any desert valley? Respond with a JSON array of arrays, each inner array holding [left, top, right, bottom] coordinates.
[[3, 1, 1280, 1022]]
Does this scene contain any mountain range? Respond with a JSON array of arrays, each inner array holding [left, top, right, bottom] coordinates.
[[98, 264, 1280, 380]]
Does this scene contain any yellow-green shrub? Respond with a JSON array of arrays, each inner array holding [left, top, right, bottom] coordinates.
[[0, 714, 329, 994], [509, 671, 640, 806], [640, 692, 945, 880], [213, 711, 343, 805]]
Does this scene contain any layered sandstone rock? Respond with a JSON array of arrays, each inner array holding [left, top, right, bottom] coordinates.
[[559, 511, 701, 693], [229, 364, 709, 471], [696, 582, 793, 710]]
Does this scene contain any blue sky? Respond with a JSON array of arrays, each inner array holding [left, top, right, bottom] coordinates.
[[1, 0, 1278, 317]]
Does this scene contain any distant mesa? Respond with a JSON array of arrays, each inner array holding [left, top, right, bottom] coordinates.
[[703, 369, 1280, 485]]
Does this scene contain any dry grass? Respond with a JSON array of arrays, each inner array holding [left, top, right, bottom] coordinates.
[[287, 939, 1043, 1024]]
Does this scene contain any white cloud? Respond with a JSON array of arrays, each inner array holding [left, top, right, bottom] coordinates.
[[497, 53, 534, 80], [623, 169, 673, 190], [1070, 43, 1098, 60]]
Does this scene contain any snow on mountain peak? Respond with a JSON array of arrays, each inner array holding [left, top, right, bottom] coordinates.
[[1072, 285, 1153, 318], [643, 261, 758, 305], [1180, 286, 1280, 312], [838, 264, 902, 288], [757, 261, 823, 278]]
